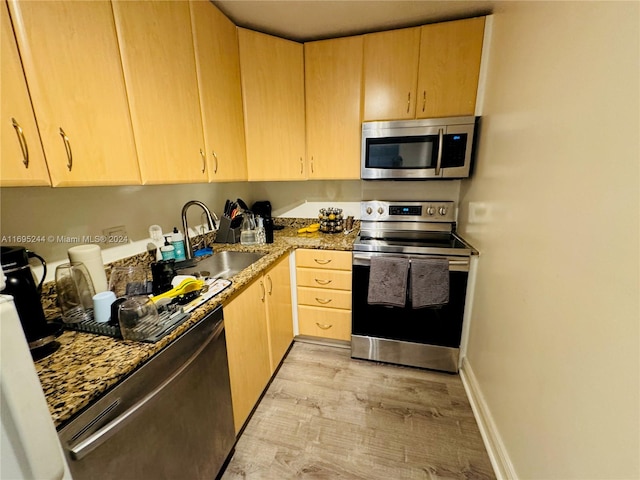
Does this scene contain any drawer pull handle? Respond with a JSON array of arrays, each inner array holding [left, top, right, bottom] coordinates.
[[313, 259, 331, 265], [316, 322, 332, 330], [314, 278, 331, 285], [315, 297, 332, 305]]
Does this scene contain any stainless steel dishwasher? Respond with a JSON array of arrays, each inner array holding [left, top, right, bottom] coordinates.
[[58, 305, 235, 480]]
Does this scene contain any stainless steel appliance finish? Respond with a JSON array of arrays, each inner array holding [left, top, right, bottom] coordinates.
[[361, 116, 478, 180], [351, 201, 477, 373], [58, 305, 235, 480]]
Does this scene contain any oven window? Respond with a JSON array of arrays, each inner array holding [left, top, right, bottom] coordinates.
[[366, 136, 438, 169]]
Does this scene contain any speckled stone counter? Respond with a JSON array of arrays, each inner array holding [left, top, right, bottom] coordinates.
[[36, 220, 358, 429]]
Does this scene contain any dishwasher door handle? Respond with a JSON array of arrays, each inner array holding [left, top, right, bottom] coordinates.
[[67, 320, 223, 461]]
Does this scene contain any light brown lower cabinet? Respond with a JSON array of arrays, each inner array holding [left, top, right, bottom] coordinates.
[[296, 249, 352, 342], [223, 254, 293, 433]]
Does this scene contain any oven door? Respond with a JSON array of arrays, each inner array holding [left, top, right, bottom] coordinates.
[[351, 252, 469, 372]]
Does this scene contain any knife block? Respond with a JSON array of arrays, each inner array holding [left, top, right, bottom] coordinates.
[[214, 216, 241, 244]]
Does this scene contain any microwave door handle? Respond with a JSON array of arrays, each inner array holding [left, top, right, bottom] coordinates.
[[435, 128, 444, 176]]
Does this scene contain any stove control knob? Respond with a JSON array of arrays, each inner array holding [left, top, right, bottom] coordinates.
[[438, 206, 448, 216], [377, 207, 384, 215], [426, 206, 436, 216], [366, 207, 373, 215]]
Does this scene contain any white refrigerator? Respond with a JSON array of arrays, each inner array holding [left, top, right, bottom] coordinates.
[[1, 273, 72, 480]]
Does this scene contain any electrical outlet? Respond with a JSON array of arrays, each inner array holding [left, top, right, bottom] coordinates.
[[102, 225, 128, 244]]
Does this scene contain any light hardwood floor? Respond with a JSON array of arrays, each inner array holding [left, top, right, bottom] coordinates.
[[221, 341, 495, 479]]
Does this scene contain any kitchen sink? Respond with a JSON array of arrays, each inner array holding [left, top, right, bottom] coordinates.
[[174, 251, 266, 280]]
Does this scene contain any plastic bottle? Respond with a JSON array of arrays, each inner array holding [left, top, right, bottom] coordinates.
[[240, 213, 257, 245], [149, 225, 164, 261], [171, 227, 186, 261], [255, 216, 266, 245], [160, 236, 176, 260]]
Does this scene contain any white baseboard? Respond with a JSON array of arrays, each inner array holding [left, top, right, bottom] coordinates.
[[459, 357, 518, 480]]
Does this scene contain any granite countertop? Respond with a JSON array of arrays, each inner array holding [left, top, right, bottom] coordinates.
[[37, 221, 358, 429]]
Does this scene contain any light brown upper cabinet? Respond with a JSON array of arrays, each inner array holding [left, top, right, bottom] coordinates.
[[363, 17, 485, 121], [112, 0, 207, 185], [363, 27, 421, 121], [417, 17, 485, 118], [238, 29, 306, 181], [1, 2, 49, 187], [190, 1, 247, 182], [7, 0, 140, 187], [305, 36, 363, 180]]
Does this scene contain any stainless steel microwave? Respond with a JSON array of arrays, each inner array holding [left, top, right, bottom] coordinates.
[[361, 116, 478, 180]]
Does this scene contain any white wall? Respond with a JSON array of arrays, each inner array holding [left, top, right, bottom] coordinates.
[[458, 2, 639, 479]]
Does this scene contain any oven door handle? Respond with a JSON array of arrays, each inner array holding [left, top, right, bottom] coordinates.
[[352, 253, 469, 271]]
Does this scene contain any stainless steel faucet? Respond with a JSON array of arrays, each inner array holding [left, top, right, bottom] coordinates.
[[181, 200, 218, 259]]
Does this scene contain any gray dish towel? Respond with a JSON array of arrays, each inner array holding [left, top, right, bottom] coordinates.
[[410, 258, 449, 308], [367, 256, 409, 307]]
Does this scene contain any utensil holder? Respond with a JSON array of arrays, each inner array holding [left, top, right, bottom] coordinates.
[[214, 216, 241, 244]]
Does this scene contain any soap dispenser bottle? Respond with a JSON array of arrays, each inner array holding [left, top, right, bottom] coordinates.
[[171, 227, 186, 261], [160, 236, 176, 260]]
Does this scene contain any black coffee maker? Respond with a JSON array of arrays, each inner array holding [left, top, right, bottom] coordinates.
[[1, 246, 59, 354], [251, 200, 276, 243]]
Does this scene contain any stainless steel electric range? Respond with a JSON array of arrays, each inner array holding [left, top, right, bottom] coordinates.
[[351, 200, 478, 373]]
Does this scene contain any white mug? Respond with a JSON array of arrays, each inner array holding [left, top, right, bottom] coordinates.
[[93, 290, 117, 323]]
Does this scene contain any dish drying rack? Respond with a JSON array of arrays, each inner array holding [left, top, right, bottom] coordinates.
[[60, 278, 232, 343]]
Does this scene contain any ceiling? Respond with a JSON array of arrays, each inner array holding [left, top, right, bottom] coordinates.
[[212, 1, 495, 42]]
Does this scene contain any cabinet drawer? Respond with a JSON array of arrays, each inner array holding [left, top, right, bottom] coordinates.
[[296, 267, 352, 290], [298, 306, 351, 341], [296, 249, 352, 270], [297, 286, 352, 310]]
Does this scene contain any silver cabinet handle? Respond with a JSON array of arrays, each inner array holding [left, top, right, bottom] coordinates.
[[316, 322, 332, 330], [313, 258, 331, 265], [59, 127, 72, 171], [435, 128, 443, 176], [315, 297, 332, 305], [260, 280, 265, 302], [406, 92, 411, 113], [200, 149, 206, 173], [266, 274, 273, 295], [310, 156, 314, 174], [314, 278, 331, 285], [212, 151, 218, 174], [422, 91, 426, 112], [300, 157, 303, 175], [11, 118, 29, 168], [67, 320, 223, 460]]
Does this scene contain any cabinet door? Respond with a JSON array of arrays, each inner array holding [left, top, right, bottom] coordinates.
[[190, 0, 247, 182], [223, 278, 271, 433], [265, 256, 293, 372], [417, 17, 485, 118], [8, 0, 140, 186], [363, 27, 421, 121], [238, 28, 306, 181], [1, 3, 49, 187], [305, 36, 362, 180], [112, 0, 207, 184]]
